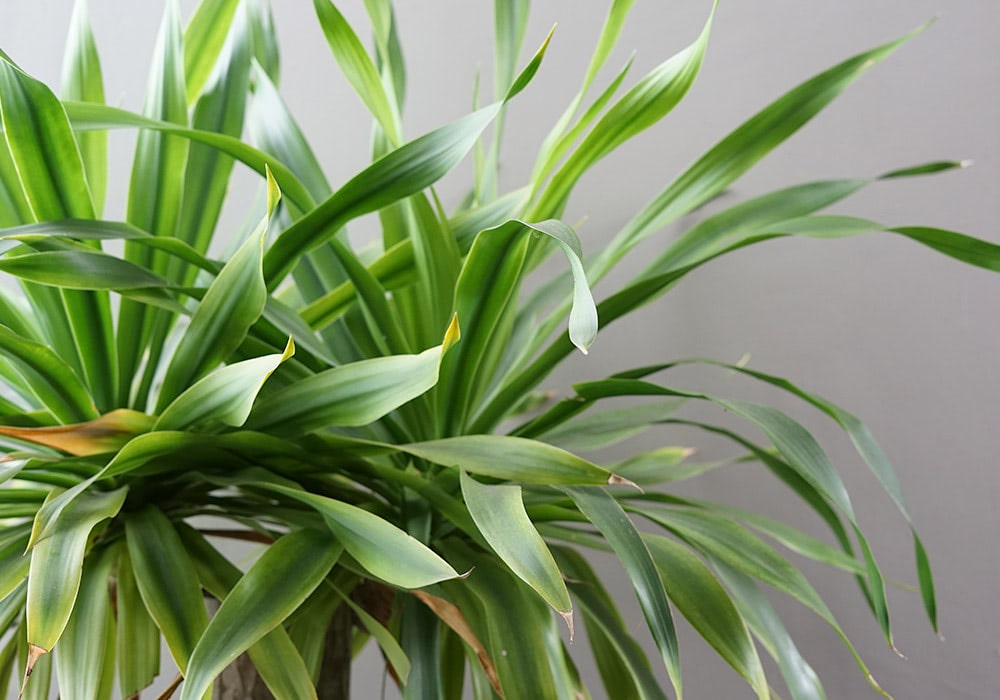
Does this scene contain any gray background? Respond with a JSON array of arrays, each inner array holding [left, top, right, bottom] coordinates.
[[2, 1, 998, 698]]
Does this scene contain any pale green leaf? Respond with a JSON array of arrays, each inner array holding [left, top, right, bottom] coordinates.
[[183, 0, 242, 102], [247, 316, 457, 437], [60, 0, 107, 214], [313, 0, 401, 145], [155, 338, 293, 431], [401, 435, 616, 485], [460, 471, 572, 620], [26, 486, 126, 652]]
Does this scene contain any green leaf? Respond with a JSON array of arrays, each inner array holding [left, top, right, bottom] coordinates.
[[0, 60, 94, 219], [25, 486, 127, 653], [116, 547, 160, 699], [248, 63, 330, 202], [0, 325, 96, 424], [156, 169, 279, 411], [553, 545, 668, 700], [563, 486, 682, 699], [125, 506, 209, 673], [537, 398, 686, 453], [183, 0, 242, 102], [402, 435, 618, 485], [247, 316, 458, 437], [460, 471, 572, 624], [60, 0, 107, 215], [644, 534, 768, 699], [65, 101, 315, 212], [254, 478, 460, 588], [313, 0, 401, 145], [155, 338, 293, 431], [442, 219, 595, 434], [248, 0, 281, 85], [0, 55, 115, 411], [177, 4, 251, 270], [531, 0, 635, 183], [0, 526, 30, 603], [0, 250, 171, 290], [632, 503, 887, 697], [332, 586, 410, 684], [175, 524, 321, 700], [178, 528, 341, 700], [672, 357, 939, 629], [712, 561, 825, 700], [54, 544, 117, 700], [438, 547, 558, 700], [588, 22, 926, 285]]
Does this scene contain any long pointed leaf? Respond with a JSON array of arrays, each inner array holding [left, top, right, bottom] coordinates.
[[460, 471, 572, 624], [178, 528, 341, 700], [563, 486, 682, 699], [26, 486, 126, 653], [60, 0, 106, 215], [124, 507, 209, 673], [155, 169, 279, 411]]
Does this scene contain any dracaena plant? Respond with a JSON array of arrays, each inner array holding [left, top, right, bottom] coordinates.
[[0, 1, 995, 699]]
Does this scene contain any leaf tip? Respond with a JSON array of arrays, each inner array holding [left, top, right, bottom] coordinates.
[[607, 473, 642, 492], [443, 313, 461, 352], [559, 609, 575, 642], [19, 644, 48, 699], [264, 163, 282, 215]]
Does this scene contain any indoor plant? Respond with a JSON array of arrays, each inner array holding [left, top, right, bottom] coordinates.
[[0, 0, 996, 698]]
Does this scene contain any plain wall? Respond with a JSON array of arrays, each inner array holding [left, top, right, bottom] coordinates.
[[2, 1, 998, 698]]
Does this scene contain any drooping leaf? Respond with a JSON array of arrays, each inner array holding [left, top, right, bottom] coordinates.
[[125, 507, 209, 673], [712, 560, 826, 700], [552, 545, 668, 700], [644, 534, 768, 699], [563, 487, 682, 699], [460, 471, 572, 628], [25, 486, 127, 655], [0, 409, 154, 456], [401, 435, 618, 486]]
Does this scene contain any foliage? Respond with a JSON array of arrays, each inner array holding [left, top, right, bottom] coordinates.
[[0, 1, 995, 698]]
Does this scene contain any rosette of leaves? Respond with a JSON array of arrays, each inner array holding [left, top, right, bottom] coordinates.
[[0, 1, 996, 699]]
